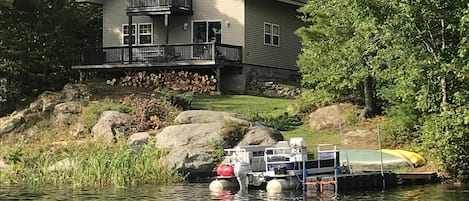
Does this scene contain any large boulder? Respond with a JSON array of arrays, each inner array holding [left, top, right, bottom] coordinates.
[[155, 122, 225, 177], [237, 126, 284, 146], [62, 84, 89, 101], [53, 101, 82, 125], [174, 110, 250, 126], [155, 110, 283, 179], [91, 111, 129, 140], [308, 104, 358, 130], [128, 132, 151, 149]]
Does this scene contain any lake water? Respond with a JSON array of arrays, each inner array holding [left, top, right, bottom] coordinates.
[[1, 183, 468, 200]]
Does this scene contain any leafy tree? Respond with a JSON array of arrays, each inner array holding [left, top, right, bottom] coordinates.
[[0, 0, 101, 115], [296, 0, 394, 118], [297, 0, 469, 180]]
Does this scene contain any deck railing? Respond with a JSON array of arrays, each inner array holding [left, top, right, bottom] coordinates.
[[80, 43, 242, 65], [127, 0, 192, 10]]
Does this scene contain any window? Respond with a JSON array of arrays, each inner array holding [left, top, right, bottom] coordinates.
[[264, 22, 280, 47], [123, 24, 136, 45], [122, 23, 153, 45], [138, 23, 152, 45]]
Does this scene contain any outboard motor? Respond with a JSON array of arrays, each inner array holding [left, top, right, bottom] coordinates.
[[234, 162, 252, 192]]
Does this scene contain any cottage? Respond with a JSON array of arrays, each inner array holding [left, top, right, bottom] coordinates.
[[74, 0, 306, 93]]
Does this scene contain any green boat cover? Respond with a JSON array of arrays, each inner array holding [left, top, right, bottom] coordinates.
[[339, 149, 412, 171]]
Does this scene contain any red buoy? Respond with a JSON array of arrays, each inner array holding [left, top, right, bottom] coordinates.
[[216, 165, 234, 176]]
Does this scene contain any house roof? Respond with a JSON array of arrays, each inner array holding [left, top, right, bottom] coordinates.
[[76, 0, 307, 6], [277, 0, 307, 6]]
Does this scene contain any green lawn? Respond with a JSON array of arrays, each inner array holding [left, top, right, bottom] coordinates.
[[192, 95, 342, 147], [192, 95, 293, 117]]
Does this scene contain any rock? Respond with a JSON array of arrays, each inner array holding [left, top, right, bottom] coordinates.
[[48, 141, 69, 153], [53, 101, 82, 125], [246, 80, 300, 98], [62, 84, 89, 101], [128, 132, 151, 149], [28, 91, 63, 113], [237, 126, 284, 146], [308, 104, 358, 130], [48, 158, 74, 172], [155, 116, 284, 179], [0, 159, 9, 171], [69, 123, 87, 137], [174, 110, 250, 126], [91, 111, 129, 141], [0, 111, 25, 135], [155, 122, 225, 177]]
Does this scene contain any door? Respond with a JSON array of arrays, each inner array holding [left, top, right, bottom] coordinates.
[[192, 21, 221, 58]]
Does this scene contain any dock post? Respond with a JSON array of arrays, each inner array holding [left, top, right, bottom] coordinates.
[[302, 157, 306, 192], [378, 124, 385, 190]]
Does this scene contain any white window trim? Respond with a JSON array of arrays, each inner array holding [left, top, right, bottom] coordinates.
[[122, 24, 137, 45], [122, 23, 153, 46], [138, 23, 153, 45], [264, 22, 280, 47]]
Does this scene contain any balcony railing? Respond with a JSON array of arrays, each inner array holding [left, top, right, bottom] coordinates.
[[80, 43, 242, 65], [127, 0, 192, 11]]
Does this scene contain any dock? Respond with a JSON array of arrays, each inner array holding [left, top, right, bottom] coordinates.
[[305, 172, 397, 192], [395, 172, 438, 184]]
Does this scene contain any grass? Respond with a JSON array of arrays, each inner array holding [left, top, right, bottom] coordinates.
[[0, 136, 183, 187], [0, 99, 182, 187], [192, 95, 293, 118], [192, 95, 342, 149]]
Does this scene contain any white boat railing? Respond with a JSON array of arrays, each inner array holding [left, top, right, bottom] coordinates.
[[224, 148, 250, 165]]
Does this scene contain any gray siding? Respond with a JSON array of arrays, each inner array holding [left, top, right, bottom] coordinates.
[[102, 0, 245, 47], [245, 0, 303, 70]]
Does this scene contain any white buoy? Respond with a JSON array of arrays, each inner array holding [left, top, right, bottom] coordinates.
[[266, 179, 294, 193], [266, 179, 283, 193], [209, 180, 224, 192]]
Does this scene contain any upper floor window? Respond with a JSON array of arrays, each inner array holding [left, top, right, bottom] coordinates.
[[264, 22, 279, 47], [123, 23, 153, 45]]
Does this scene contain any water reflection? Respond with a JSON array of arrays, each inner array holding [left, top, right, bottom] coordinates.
[[1, 183, 469, 201]]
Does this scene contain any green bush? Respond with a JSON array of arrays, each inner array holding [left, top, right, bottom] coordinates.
[[289, 89, 335, 114], [381, 103, 421, 147], [419, 107, 469, 181], [250, 112, 303, 131]]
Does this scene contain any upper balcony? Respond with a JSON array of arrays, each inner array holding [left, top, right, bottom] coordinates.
[[126, 0, 193, 16]]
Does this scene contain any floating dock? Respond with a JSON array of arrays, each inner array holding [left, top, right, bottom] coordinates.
[[305, 172, 397, 192]]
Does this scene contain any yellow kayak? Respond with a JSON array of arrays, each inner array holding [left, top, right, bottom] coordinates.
[[381, 149, 425, 167]]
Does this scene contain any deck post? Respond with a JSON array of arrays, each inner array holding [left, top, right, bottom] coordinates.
[[165, 14, 169, 44], [216, 66, 221, 95], [128, 15, 133, 64]]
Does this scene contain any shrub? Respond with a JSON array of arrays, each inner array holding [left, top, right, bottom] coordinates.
[[419, 107, 469, 181], [250, 112, 303, 131], [289, 89, 335, 114], [381, 103, 421, 147]]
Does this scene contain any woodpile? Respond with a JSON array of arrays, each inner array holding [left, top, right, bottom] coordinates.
[[247, 80, 301, 98], [106, 71, 217, 95]]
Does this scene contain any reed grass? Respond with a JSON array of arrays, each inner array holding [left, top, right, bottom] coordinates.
[[0, 137, 183, 187]]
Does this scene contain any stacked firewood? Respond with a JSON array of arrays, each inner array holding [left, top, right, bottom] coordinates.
[[107, 71, 217, 95]]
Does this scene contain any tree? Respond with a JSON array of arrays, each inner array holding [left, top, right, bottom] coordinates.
[[296, 0, 394, 118], [0, 0, 101, 115], [297, 0, 469, 180]]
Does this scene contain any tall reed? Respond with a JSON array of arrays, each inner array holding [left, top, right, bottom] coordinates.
[[1, 138, 183, 187]]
